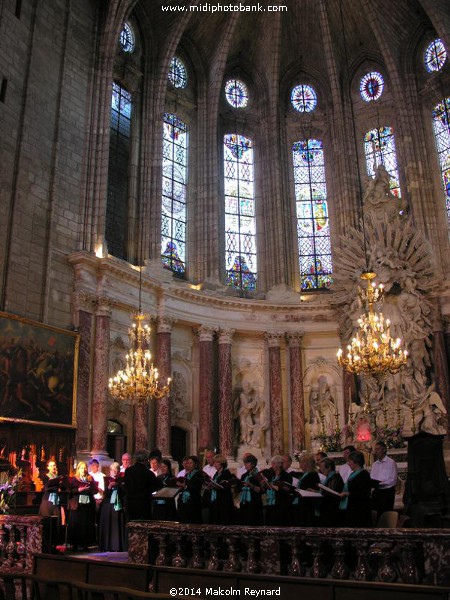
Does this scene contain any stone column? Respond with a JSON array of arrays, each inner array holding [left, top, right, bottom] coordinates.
[[434, 320, 450, 436], [91, 296, 112, 459], [197, 326, 216, 451], [72, 291, 96, 457], [342, 370, 357, 424], [156, 317, 175, 458], [286, 332, 305, 452], [218, 329, 235, 459], [265, 333, 284, 456], [134, 401, 149, 453]]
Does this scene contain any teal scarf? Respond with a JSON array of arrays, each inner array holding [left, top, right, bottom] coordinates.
[[110, 483, 122, 511], [211, 470, 221, 503], [48, 492, 59, 505], [181, 469, 198, 503], [339, 468, 362, 510], [240, 468, 258, 504], [293, 471, 310, 506], [266, 474, 280, 506]]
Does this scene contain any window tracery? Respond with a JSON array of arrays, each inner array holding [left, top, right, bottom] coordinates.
[[364, 126, 402, 198], [432, 97, 450, 224]]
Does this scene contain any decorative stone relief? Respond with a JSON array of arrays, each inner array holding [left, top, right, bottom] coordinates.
[[333, 171, 442, 436], [233, 366, 267, 457], [170, 371, 190, 422]]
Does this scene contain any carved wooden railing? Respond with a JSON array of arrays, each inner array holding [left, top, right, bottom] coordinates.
[[0, 515, 45, 574], [128, 521, 450, 586]]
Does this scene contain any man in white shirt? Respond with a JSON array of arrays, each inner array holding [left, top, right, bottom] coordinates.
[[203, 450, 217, 478], [338, 445, 356, 483], [120, 453, 131, 474], [370, 441, 398, 518]]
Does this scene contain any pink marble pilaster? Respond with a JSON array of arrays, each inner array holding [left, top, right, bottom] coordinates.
[[197, 326, 216, 451], [156, 317, 174, 457], [433, 326, 450, 436], [265, 333, 284, 456], [134, 401, 149, 453], [218, 329, 235, 458], [91, 297, 112, 454], [342, 370, 357, 424], [76, 310, 93, 452], [286, 332, 305, 452]]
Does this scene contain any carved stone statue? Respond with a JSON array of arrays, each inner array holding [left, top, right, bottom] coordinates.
[[310, 375, 336, 437], [234, 380, 267, 449], [363, 164, 406, 221]]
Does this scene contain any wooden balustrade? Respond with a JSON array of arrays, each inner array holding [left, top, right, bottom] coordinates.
[[127, 522, 450, 586]]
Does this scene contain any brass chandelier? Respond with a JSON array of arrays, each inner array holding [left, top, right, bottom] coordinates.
[[108, 266, 171, 402], [337, 271, 408, 381]]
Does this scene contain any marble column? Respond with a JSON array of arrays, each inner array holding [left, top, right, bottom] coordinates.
[[286, 332, 305, 452], [265, 333, 284, 456], [72, 291, 96, 455], [91, 296, 112, 457], [433, 322, 450, 436], [218, 329, 235, 459], [342, 370, 357, 424], [134, 401, 149, 453], [197, 326, 216, 451], [156, 317, 174, 458]]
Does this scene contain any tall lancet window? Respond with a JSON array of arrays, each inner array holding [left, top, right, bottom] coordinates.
[[106, 82, 132, 260], [161, 113, 188, 276], [432, 97, 450, 225], [364, 126, 402, 197], [224, 134, 257, 291], [292, 139, 332, 290]]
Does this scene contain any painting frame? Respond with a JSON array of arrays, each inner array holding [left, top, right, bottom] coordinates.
[[0, 311, 79, 428]]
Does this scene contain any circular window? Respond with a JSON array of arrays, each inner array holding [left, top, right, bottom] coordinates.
[[225, 79, 249, 108], [424, 39, 447, 72], [168, 57, 187, 88], [119, 23, 135, 53], [360, 71, 384, 102], [291, 84, 317, 113]]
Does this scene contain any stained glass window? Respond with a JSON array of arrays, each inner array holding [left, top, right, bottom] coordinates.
[[291, 84, 317, 113], [120, 23, 135, 53], [168, 57, 187, 89], [424, 39, 447, 73], [292, 139, 333, 290], [432, 97, 450, 224], [364, 126, 402, 197], [360, 71, 384, 102], [161, 113, 188, 276], [225, 79, 249, 108], [224, 134, 257, 291], [106, 83, 132, 260]]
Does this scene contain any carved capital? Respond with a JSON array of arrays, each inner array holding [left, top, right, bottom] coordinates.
[[264, 332, 284, 347], [286, 332, 305, 347], [218, 328, 235, 344], [95, 295, 113, 317], [72, 290, 96, 314], [157, 316, 177, 334], [196, 325, 217, 343]]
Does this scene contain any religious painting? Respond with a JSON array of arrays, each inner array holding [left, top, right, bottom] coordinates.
[[0, 312, 79, 428]]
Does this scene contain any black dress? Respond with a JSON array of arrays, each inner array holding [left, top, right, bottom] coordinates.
[[208, 469, 235, 525], [263, 469, 293, 526], [66, 477, 97, 550], [291, 471, 320, 526], [238, 469, 263, 526], [341, 468, 372, 527], [319, 471, 344, 527], [39, 475, 64, 518], [177, 469, 204, 524], [152, 474, 177, 521], [99, 476, 125, 551]]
